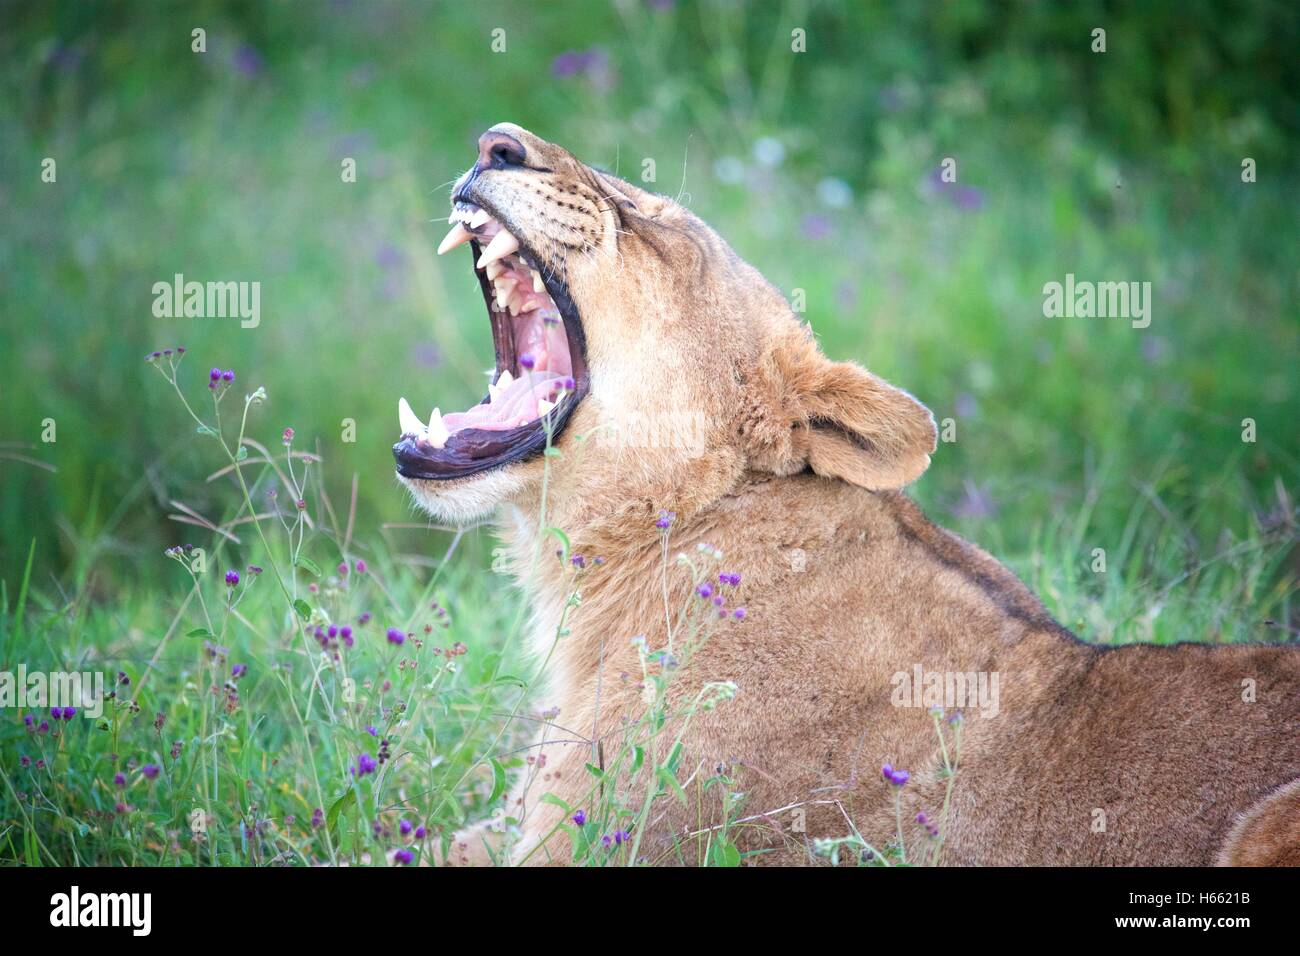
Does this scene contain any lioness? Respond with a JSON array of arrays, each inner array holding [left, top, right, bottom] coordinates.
[[394, 123, 1300, 866]]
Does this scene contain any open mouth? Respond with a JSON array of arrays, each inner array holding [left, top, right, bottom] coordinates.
[[392, 199, 588, 480]]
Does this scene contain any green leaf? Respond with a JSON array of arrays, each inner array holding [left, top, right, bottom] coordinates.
[[584, 762, 606, 781], [185, 627, 213, 639], [235, 445, 249, 461], [711, 840, 741, 867], [292, 599, 312, 621], [326, 789, 356, 839], [296, 556, 322, 578], [545, 527, 571, 558], [657, 765, 687, 805], [196, 424, 218, 437], [488, 674, 528, 689], [630, 745, 645, 776], [538, 792, 573, 813], [488, 758, 507, 804]]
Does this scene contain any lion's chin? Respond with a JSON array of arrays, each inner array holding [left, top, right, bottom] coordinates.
[[398, 465, 530, 527], [392, 200, 589, 483]]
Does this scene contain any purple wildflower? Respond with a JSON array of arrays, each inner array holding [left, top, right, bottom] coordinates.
[[386, 627, 406, 646], [353, 753, 378, 777], [394, 848, 414, 865], [881, 764, 910, 787], [225, 569, 240, 587], [572, 809, 587, 826], [400, 819, 413, 836], [114, 772, 127, 787], [732, 607, 747, 620], [142, 764, 161, 781], [231, 663, 247, 679]]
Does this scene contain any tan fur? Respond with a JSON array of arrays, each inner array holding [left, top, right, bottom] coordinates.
[[404, 124, 1300, 866]]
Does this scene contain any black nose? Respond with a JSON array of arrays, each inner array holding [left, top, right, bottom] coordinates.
[[478, 130, 526, 170]]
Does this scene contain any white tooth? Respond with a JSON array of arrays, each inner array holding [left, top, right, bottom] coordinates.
[[486, 261, 505, 280], [398, 397, 425, 435], [488, 368, 514, 402], [495, 280, 515, 309], [469, 208, 492, 229], [477, 229, 519, 268], [537, 399, 556, 417], [519, 298, 540, 313], [437, 223, 473, 255], [532, 270, 545, 293], [427, 408, 449, 448], [507, 291, 521, 316]]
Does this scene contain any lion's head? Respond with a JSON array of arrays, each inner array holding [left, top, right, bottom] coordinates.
[[395, 123, 936, 532]]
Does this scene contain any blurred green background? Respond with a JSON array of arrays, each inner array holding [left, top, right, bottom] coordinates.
[[1, 0, 1296, 639]]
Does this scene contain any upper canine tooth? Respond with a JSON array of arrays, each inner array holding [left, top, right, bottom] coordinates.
[[532, 270, 545, 293], [468, 208, 492, 229], [537, 399, 556, 417], [437, 223, 473, 256], [398, 397, 425, 435], [427, 408, 450, 448], [477, 229, 520, 268]]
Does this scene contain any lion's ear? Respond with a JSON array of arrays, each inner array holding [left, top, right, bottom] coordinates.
[[755, 338, 936, 490]]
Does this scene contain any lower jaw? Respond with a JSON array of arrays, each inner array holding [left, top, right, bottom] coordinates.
[[392, 392, 584, 480]]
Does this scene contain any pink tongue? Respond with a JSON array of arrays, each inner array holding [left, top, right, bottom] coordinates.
[[442, 371, 564, 432]]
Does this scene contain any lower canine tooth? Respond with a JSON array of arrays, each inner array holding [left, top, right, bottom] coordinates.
[[486, 261, 505, 280], [532, 271, 545, 293], [427, 408, 450, 448], [398, 397, 425, 436]]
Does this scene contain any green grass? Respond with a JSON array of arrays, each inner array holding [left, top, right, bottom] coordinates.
[[1, 1, 1296, 864]]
